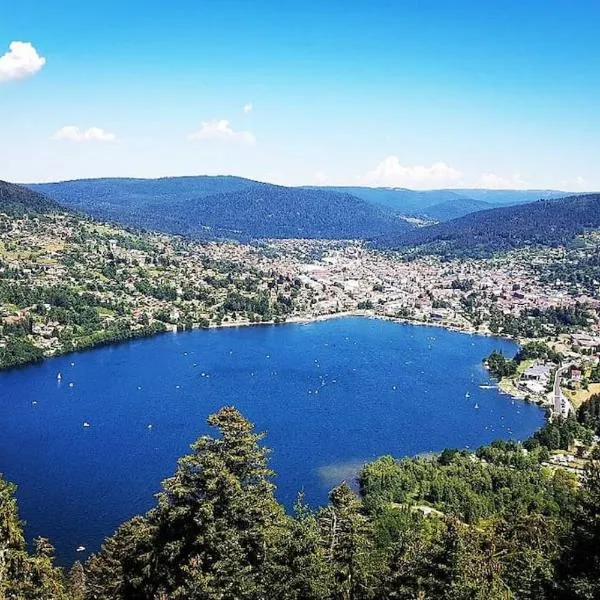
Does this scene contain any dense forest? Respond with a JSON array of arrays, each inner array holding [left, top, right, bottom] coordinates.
[[1, 405, 599, 599], [29, 178, 410, 241], [415, 197, 492, 222], [0, 181, 60, 215], [374, 194, 600, 257]]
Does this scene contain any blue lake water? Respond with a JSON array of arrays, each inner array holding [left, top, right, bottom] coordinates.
[[0, 317, 544, 564]]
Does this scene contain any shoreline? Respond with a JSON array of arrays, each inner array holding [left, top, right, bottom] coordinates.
[[0, 308, 535, 416]]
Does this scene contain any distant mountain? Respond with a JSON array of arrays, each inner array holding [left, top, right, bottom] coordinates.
[[24, 176, 586, 242], [0, 181, 59, 215], [374, 194, 600, 257], [314, 186, 471, 214], [316, 186, 571, 221], [419, 197, 493, 222], [29, 176, 259, 216], [449, 189, 570, 204], [29, 177, 410, 240]]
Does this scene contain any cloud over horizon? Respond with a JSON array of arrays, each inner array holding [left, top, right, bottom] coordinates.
[[0, 41, 46, 83], [361, 156, 463, 189], [189, 119, 256, 145], [54, 126, 117, 142], [480, 172, 529, 190]]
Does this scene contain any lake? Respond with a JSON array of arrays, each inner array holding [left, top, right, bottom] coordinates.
[[0, 317, 544, 564]]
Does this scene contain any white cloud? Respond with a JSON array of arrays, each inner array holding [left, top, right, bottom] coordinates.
[[557, 175, 593, 192], [361, 155, 463, 188], [0, 41, 46, 83], [480, 172, 529, 189], [188, 119, 256, 145], [54, 126, 117, 142], [313, 171, 330, 184], [568, 175, 590, 191], [243, 102, 253, 114]]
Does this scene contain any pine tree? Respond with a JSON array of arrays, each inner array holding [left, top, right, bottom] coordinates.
[[265, 494, 333, 599], [0, 476, 69, 599], [556, 461, 600, 599], [318, 483, 380, 600], [68, 561, 86, 600], [85, 406, 286, 599]]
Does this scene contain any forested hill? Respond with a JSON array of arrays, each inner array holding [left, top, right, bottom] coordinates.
[[418, 197, 492, 221], [374, 193, 600, 257], [29, 175, 259, 211], [172, 185, 410, 239], [28, 177, 410, 240], [0, 181, 60, 215]]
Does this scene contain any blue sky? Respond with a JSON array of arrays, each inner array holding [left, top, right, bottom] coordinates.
[[1, 0, 599, 189]]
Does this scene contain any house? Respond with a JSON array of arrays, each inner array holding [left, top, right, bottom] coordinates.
[[570, 368, 582, 383], [571, 333, 600, 351], [522, 363, 553, 382]]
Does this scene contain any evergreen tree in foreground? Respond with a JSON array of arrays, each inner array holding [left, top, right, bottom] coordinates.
[[0, 476, 69, 599], [86, 406, 291, 599], [556, 462, 600, 599]]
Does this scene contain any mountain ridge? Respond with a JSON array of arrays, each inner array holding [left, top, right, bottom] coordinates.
[[374, 193, 600, 257], [28, 177, 410, 241]]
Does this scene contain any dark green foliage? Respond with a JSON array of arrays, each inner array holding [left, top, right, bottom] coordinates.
[[485, 350, 517, 379], [555, 462, 600, 599], [577, 393, 600, 434], [515, 341, 562, 364], [0, 180, 60, 216], [360, 442, 578, 526], [86, 407, 289, 599], [525, 415, 592, 451], [0, 476, 69, 598], [0, 336, 45, 368], [317, 483, 380, 599], [487, 304, 592, 337]]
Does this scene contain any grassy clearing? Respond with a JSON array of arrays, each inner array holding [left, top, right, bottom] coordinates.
[[565, 383, 600, 409]]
